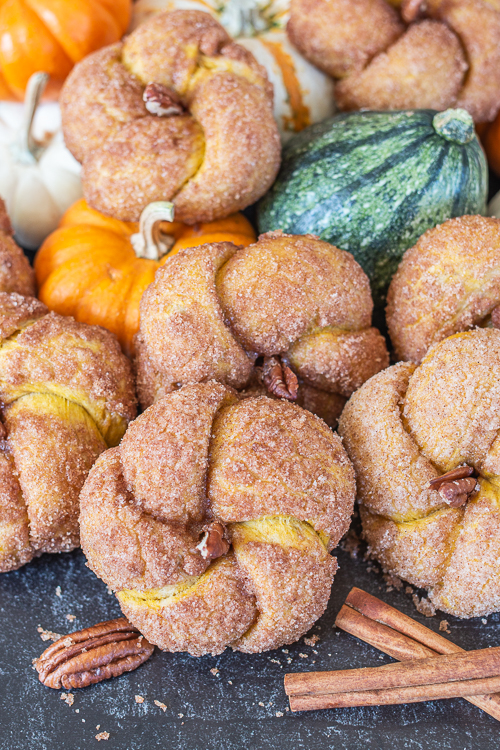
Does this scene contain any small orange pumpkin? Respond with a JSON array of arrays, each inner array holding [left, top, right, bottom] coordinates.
[[35, 199, 256, 357], [0, 0, 132, 101]]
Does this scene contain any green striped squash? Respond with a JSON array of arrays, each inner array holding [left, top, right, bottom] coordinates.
[[258, 108, 488, 306]]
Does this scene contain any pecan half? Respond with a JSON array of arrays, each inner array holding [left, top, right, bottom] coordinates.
[[35, 618, 154, 689], [401, 0, 427, 23], [143, 83, 184, 117], [262, 356, 299, 401], [196, 521, 230, 561], [429, 466, 477, 508], [491, 305, 500, 330]]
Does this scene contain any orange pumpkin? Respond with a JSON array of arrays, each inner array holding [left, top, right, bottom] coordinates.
[[0, 0, 132, 101], [482, 112, 500, 176], [35, 199, 256, 357]]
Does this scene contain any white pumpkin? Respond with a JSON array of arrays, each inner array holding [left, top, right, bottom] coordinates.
[[0, 73, 82, 250], [131, 0, 336, 142]]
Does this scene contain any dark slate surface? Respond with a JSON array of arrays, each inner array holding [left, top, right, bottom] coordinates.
[[1, 535, 500, 750], [3, 161, 500, 750]]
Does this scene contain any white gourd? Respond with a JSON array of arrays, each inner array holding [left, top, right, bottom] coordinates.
[[131, 0, 336, 142], [0, 73, 82, 250]]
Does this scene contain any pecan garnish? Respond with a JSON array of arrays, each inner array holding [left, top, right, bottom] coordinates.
[[143, 83, 184, 117], [491, 305, 500, 330], [429, 466, 477, 508], [262, 356, 299, 401], [196, 521, 230, 561], [35, 618, 154, 689], [401, 0, 427, 23]]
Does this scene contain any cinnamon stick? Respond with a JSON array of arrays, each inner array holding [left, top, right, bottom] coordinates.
[[338, 588, 500, 720], [289, 674, 500, 712], [284, 645, 500, 698]]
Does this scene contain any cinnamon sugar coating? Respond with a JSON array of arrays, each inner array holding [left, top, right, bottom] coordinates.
[[0, 293, 136, 573], [426, 0, 500, 123], [0, 199, 35, 297], [287, 0, 403, 79], [339, 329, 500, 617], [60, 10, 280, 223], [80, 382, 355, 655], [136, 234, 389, 424], [387, 215, 500, 363], [335, 20, 467, 112], [288, 0, 500, 122]]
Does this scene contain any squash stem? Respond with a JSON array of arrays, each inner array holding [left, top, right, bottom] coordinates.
[[18, 72, 49, 165], [130, 202, 175, 260]]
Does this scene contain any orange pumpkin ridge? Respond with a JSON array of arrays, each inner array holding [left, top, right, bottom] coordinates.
[[0, 0, 131, 101], [35, 200, 256, 357]]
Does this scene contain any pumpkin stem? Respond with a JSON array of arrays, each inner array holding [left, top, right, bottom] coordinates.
[[18, 72, 49, 165], [130, 202, 175, 260], [433, 108, 475, 145], [219, 0, 269, 36]]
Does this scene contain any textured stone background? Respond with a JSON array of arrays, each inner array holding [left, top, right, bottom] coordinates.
[[1, 533, 500, 750]]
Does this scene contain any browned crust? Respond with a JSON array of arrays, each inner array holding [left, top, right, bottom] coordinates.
[[138, 242, 254, 396], [118, 556, 257, 656], [61, 10, 280, 223], [137, 235, 388, 418], [0, 293, 47, 342], [208, 396, 355, 547], [217, 233, 373, 353], [287, 0, 403, 79], [339, 330, 500, 617], [387, 215, 500, 363], [431, 0, 500, 122], [79, 383, 356, 653], [0, 293, 137, 572], [82, 116, 204, 222], [0, 198, 12, 236], [60, 43, 145, 164], [0, 233, 36, 298], [0, 310, 137, 442], [232, 527, 337, 652], [173, 71, 280, 224], [335, 20, 467, 112], [5, 394, 106, 556]]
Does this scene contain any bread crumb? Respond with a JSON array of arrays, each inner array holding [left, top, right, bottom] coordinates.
[[95, 732, 109, 741], [275, 711, 283, 717], [405, 586, 414, 595], [178, 713, 184, 718], [210, 668, 219, 676], [55, 586, 61, 597], [154, 700, 167, 712], [341, 529, 361, 558], [135, 695, 144, 704], [228, 680, 233, 685], [299, 653, 308, 658], [37, 627, 63, 642], [482, 618, 488, 625], [259, 702, 265, 707], [269, 658, 280, 664], [96, 725, 100, 730], [60, 693, 74, 707], [383, 573, 403, 591], [412, 594, 436, 617], [439, 620, 451, 633], [304, 635, 320, 647], [66, 614, 76, 622], [282, 649, 289, 654]]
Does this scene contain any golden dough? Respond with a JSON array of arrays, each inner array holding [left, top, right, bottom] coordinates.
[[0, 293, 136, 572], [80, 382, 356, 655], [339, 329, 500, 617], [136, 233, 389, 426], [61, 11, 281, 223], [387, 215, 500, 363]]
